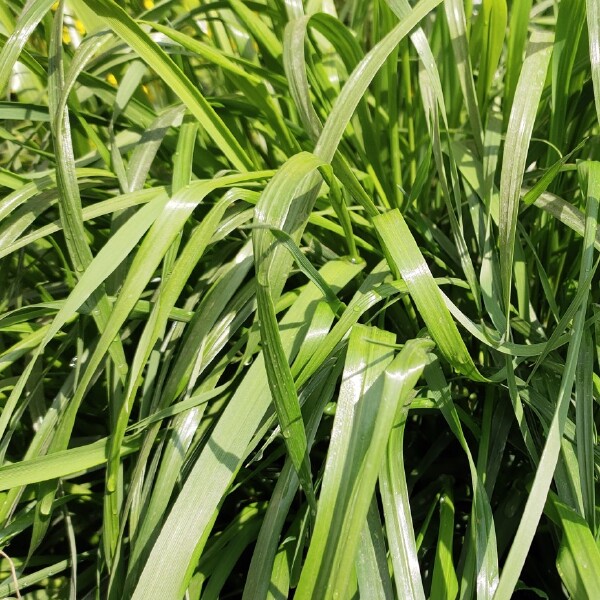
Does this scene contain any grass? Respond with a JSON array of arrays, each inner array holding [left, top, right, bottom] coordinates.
[[0, 0, 599, 598]]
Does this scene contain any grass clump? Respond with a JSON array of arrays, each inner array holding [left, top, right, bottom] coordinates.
[[0, 0, 599, 598]]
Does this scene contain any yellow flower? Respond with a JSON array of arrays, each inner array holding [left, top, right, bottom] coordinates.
[[62, 26, 71, 45], [75, 19, 86, 35], [106, 73, 118, 87], [142, 83, 156, 102], [143, 0, 154, 9]]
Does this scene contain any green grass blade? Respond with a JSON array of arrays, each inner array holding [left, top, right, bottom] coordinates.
[[0, 185, 167, 260], [83, 0, 253, 172], [243, 359, 343, 600], [4, 0, 600, 595], [494, 162, 600, 599], [430, 484, 459, 600], [48, 3, 126, 371], [374, 209, 486, 381], [504, 0, 532, 122], [146, 22, 297, 156], [522, 140, 588, 206], [0, 0, 55, 95], [255, 281, 317, 512], [534, 191, 600, 251], [0, 554, 91, 598], [550, 0, 586, 152], [576, 328, 596, 530], [252, 154, 328, 510], [498, 30, 553, 327], [588, 0, 600, 124], [131, 260, 361, 599], [425, 360, 499, 599], [379, 396, 427, 600], [355, 500, 394, 600], [0, 435, 142, 491], [444, 0, 483, 154], [296, 329, 431, 599], [314, 0, 444, 162], [284, 14, 325, 141], [548, 493, 600, 597], [473, 0, 507, 111], [128, 105, 186, 193], [228, 0, 283, 63]]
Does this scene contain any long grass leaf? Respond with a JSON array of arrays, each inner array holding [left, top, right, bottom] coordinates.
[[493, 162, 599, 599], [0, 0, 55, 95], [425, 360, 498, 599], [131, 260, 361, 599], [355, 501, 394, 600], [498, 30, 553, 326], [588, 0, 600, 124], [314, 0, 444, 162], [374, 209, 486, 381], [444, 0, 483, 154], [0, 435, 142, 491], [504, 0, 532, 121], [576, 328, 595, 529], [379, 394, 426, 600], [430, 484, 459, 600], [548, 493, 600, 597], [296, 329, 432, 598], [82, 0, 253, 171]]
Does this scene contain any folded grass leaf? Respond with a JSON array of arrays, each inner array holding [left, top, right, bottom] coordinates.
[[296, 327, 431, 599]]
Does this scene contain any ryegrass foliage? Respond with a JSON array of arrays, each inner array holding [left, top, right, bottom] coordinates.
[[0, 0, 599, 597]]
